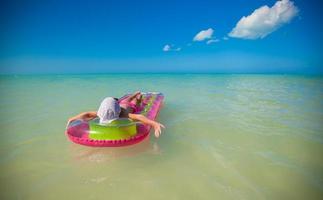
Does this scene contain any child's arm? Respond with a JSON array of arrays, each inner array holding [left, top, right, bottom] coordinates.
[[128, 113, 165, 138], [67, 111, 97, 124]]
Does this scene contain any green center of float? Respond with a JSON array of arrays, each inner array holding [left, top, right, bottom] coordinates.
[[140, 95, 156, 116], [88, 118, 137, 140]]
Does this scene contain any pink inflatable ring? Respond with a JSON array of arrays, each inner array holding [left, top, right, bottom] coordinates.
[[65, 92, 164, 147]]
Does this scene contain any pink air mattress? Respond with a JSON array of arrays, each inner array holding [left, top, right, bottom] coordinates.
[[65, 92, 164, 147]]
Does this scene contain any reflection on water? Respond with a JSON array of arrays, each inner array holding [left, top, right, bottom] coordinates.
[[68, 136, 161, 163]]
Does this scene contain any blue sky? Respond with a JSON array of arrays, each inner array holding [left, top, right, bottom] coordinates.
[[0, 0, 322, 74]]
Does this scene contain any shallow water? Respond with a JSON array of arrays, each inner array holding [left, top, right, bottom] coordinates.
[[0, 74, 322, 200]]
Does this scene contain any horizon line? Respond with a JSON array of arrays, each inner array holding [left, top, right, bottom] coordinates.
[[1, 72, 322, 76]]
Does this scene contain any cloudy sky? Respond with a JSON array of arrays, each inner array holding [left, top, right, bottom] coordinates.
[[0, 0, 322, 74]]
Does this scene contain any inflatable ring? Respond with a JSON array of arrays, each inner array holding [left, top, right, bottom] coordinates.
[[65, 92, 164, 147]]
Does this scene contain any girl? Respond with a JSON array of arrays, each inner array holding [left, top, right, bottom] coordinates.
[[67, 92, 165, 138]]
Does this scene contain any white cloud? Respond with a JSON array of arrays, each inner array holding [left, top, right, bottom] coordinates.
[[193, 28, 214, 41], [163, 44, 171, 51], [163, 44, 181, 52], [229, 0, 298, 39], [207, 39, 220, 44]]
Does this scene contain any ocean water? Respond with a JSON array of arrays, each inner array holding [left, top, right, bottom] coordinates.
[[0, 74, 322, 200]]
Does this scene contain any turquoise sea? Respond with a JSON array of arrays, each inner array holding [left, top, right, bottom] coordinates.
[[0, 74, 323, 200]]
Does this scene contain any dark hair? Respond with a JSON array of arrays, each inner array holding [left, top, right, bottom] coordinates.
[[113, 97, 119, 101]]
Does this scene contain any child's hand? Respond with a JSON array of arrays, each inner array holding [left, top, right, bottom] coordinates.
[[152, 122, 165, 138]]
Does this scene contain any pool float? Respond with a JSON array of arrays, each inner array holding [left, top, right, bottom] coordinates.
[[65, 92, 164, 147]]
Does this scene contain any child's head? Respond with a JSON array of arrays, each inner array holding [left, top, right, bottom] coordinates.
[[97, 97, 121, 124]]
